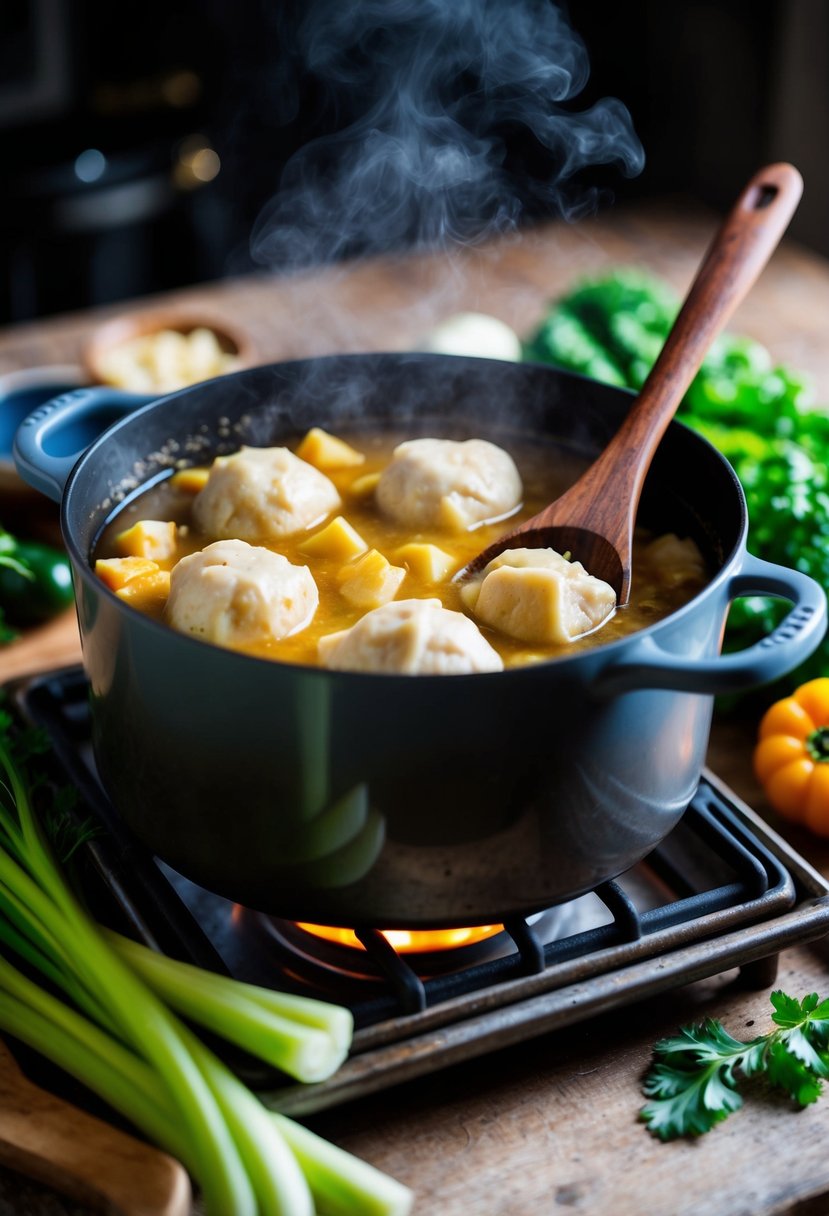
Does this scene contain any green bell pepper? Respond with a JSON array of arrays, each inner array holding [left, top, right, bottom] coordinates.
[[0, 530, 74, 630]]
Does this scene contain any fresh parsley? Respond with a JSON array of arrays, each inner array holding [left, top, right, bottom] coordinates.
[[641, 991, 829, 1139], [0, 704, 92, 863]]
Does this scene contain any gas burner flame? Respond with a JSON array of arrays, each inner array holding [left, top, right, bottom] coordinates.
[[295, 922, 503, 953]]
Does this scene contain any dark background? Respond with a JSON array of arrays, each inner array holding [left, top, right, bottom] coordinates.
[[1, 0, 825, 324]]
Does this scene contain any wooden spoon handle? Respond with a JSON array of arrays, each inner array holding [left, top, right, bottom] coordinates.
[[0, 1050, 191, 1216], [596, 162, 803, 492], [467, 164, 803, 594]]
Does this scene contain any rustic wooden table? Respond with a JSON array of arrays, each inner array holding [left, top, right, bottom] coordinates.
[[2, 200, 829, 1215]]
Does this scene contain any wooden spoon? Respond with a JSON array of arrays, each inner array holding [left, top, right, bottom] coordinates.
[[0, 1039, 191, 1215], [461, 162, 803, 603]]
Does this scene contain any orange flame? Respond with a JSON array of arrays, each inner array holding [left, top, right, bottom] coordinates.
[[295, 922, 503, 953]]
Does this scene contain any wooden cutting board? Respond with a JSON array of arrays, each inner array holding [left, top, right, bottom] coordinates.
[[0, 610, 82, 686], [0, 1041, 190, 1216]]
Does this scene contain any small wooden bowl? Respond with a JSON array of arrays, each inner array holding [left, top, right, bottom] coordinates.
[[83, 308, 258, 392]]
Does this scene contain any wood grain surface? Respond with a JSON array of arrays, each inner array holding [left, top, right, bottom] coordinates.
[[1, 200, 829, 1215], [0, 1042, 190, 1216], [3, 199, 829, 402]]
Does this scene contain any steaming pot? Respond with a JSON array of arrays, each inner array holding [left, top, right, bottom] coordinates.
[[14, 354, 826, 925]]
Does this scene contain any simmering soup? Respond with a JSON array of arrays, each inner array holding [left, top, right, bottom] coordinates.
[[93, 426, 707, 672]]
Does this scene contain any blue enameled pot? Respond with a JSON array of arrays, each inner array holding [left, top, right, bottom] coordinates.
[[13, 354, 827, 925]]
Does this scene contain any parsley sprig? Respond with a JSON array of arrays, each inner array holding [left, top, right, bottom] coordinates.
[[641, 991, 829, 1139]]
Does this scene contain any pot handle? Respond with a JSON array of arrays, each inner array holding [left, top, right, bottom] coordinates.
[[595, 553, 827, 697], [13, 386, 154, 503]]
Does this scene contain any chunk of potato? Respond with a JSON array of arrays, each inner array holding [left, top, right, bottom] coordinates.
[[115, 568, 172, 611], [298, 516, 368, 562], [115, 520, 178, 562], [170, 467, 210, 494], [347, 472, 381, 498], [296, 427, 366, 470], [95, 556, 160, 591], [338, 549, 406, 609], [394, 542, 456, 582]]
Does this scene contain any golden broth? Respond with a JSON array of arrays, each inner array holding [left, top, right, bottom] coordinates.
[[94, 429, 707, 669]]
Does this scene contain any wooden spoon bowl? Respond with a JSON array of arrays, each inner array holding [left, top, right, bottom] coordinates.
[[461, 163, 804, 602]]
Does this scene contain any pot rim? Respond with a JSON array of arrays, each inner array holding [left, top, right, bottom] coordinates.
[[59, 353, 750, 683]]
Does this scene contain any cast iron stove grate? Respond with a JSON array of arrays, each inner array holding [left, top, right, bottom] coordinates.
[[12, 666, 829, 1116]]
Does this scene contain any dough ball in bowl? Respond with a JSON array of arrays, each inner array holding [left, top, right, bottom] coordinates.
[[318, 598, 503, 674], [166, 539, 318, 647], [193, 446, 340, 543], [375, 438, 522, 531]]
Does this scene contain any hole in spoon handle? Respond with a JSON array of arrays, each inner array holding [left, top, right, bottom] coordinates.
[[751, 183, 778, 209], [738, 162, 802, 218]]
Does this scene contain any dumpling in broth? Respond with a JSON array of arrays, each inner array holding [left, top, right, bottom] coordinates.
[[375, 437, 522, 531], [166, 539, 318, 646], [318, 598, 503, 674], [193, 446, 340, 543]]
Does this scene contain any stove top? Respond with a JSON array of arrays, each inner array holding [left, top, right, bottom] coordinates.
[[12, 666, 829, 1117]]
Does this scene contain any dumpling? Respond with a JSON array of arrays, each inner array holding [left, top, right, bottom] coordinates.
[[166, 539, 318, 647], [193, 446, 340, 543], [642, 533, 706, 589], [318, 598, 503, 674], [375, 438, 522, 531], [467, 548, 616, 644]]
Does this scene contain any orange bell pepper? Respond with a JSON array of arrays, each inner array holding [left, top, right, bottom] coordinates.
[[754, 678, 829, 837]]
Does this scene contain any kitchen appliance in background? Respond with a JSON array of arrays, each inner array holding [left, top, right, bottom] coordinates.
[[0, 0, 651, 321], [0, 0, 227, 322], [4, 3, 827, 324]]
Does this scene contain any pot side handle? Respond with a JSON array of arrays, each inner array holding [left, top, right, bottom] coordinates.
[[13, 386, 154, 503], [595, 553, 827, 697]]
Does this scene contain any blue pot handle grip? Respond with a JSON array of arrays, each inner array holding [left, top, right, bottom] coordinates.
[[13, 386, 154, 503], [596, 552, 827, 696]]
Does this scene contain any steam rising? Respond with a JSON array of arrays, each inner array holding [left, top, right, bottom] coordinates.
[[250, 0, 644, 271]]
